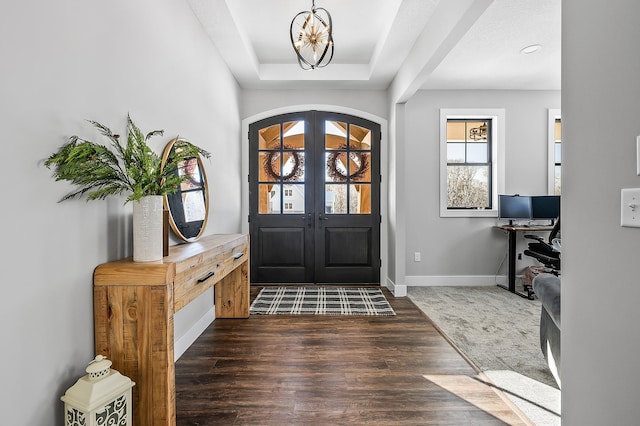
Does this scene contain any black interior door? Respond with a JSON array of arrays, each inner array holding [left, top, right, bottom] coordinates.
[[249, 111, 380, 284]]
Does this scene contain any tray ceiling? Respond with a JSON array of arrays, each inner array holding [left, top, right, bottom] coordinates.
[[186, 0, 560, 92]]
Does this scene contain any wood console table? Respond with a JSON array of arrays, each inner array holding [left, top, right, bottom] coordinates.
[[93, 233, 249, 426]]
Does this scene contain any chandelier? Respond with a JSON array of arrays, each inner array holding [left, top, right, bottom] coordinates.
[[469, 122, 488, 141], [290, 0, 334, 70]]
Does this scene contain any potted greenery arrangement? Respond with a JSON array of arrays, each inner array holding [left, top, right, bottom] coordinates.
[[45, 114, 210, 262]]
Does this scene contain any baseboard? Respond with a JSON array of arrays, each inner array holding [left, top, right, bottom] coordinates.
[[406, 275, 507, 287], [174, 307, 216, 361], [385, 277, 407, 297]]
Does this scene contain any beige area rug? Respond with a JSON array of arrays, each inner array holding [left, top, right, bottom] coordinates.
[[408, 286, 558, 389], [408, 286, 562, 425]]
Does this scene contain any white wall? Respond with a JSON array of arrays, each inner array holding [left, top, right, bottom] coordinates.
[[242, 89, 388, 122], [386, 103, 406, 293], [403, 90, 560, 283], [562, 0, 640, 423], [0, 0, 241, 423]]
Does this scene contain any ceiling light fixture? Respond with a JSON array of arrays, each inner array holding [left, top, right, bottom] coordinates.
[[520, 44, 542, 54], [469, 122, 488, 141], [290, 0, 334, 70]]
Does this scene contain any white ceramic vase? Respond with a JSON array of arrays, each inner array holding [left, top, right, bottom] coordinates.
[[132, 195, 164, 262]]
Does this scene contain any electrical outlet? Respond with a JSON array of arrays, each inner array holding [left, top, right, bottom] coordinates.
[[517, 253, 522, 260], [414, 252, 421, 262]]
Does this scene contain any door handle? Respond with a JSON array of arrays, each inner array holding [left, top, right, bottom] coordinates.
[[318, 214, 329, 227]]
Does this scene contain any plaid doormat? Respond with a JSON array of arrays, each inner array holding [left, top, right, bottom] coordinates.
[[250, 287, 396, 316]]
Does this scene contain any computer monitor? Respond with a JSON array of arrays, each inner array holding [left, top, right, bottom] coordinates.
[[531, 195, 560, 220], [498, 195, 532, 224]]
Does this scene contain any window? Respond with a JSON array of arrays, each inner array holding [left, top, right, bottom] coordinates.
[[284, 202, 293, 210], [445, 119, 492, 208], [548, 109, 561, 195], [284, 188, 293, 197], [440, 109, 505, 217]]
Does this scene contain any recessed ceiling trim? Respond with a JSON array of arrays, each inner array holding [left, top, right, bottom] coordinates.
[[187, 0, 561, 91], [259, 64, 370, 81]]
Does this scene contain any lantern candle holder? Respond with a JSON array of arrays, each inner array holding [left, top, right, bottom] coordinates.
[[61, 355, 135, 426]]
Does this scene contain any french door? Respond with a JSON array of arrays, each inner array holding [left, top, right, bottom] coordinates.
[[249, 111, 381, 284]]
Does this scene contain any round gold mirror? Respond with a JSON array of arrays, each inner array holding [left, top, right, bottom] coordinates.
[[161, 138, 209, 242]]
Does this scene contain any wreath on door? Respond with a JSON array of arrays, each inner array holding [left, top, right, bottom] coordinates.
[[326, 145, 370, 182], [262, 145, 304, 181]]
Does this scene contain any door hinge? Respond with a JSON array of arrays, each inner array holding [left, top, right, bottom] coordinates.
[[248, 174, 250, 182], [379, 259, 382, 267], [248, 214, 250, 223]]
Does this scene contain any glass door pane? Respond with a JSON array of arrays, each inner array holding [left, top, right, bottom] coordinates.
[[324, 121, 372, 215], [258, 121, 306, 215]]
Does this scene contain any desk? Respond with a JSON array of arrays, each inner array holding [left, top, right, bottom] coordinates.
[[494, 225, 553, 299], [93, 234, 249, 426]]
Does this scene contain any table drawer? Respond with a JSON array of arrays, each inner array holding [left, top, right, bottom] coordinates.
[[173, 239, 248, 311], [218, 240, 248, 278]]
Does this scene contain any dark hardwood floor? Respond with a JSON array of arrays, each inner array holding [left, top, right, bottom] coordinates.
[[175, 286, 527, 425]]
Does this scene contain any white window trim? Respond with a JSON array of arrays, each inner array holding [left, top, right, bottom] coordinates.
[[439, 108, 505, 218], [548, 109, 561, 195]]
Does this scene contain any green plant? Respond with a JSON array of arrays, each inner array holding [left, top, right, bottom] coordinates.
[[45, 114, 210, 203]]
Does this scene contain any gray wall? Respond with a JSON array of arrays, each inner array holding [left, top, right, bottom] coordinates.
[[403, 90, 560, 280], [562, 0, 640, 423], [0, 0, 241, 423]]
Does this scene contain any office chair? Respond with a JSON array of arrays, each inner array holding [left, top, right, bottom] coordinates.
[[524, 217, 561, 273]]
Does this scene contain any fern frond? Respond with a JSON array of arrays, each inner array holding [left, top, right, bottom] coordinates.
[[46, 115, 211, 204]]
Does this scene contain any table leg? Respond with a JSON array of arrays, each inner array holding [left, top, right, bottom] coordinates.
[[507, 229, 516, 292], [497, 229, 531, 299]]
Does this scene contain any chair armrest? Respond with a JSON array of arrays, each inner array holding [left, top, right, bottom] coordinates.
[[532, 273, 561, 328], [524, 234, 545, 242]]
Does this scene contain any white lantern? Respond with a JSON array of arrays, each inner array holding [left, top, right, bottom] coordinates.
[[61, 355, 135, 426]]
